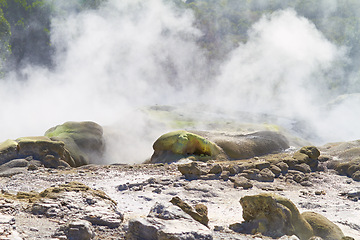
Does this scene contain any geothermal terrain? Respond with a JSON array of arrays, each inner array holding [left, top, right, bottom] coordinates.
[[0, 108, 359, 240]]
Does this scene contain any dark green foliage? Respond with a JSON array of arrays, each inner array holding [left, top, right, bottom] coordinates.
[[2, 0, 53, 70], [0, 0, 107, 75]]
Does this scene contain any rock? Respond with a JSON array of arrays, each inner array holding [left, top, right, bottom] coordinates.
[[330, 159, 360, 181], [226, 164, 242, 175], [0, 139, 18, 165], [299, 146, 321, 160], [209, 164, 222, 174], [8, 182, 124, 231], [210, 131, 290, 160], [220, 170, 230, 181], [287, 170, 306, 184], [0, 159, 29, 177], [83, 209, 122, 228], [177, 161, 206, 179], [0, 136, 75, 168], [45, 121, 105, 166], [32, 200, 61, 216], [230, 176, 253, 189], [294, 163, 311, 173], [127, 202, 213, 240], [150, 130, 226, 163], [294, 147, 320, 171], [276, 161, 289, 174], [302, 212, 345, 240], [269, 165, 282, 177], [352, 170, 360, 181], [148, 202, 190, 220], [56, 220, 95, 240], [348, 163, 360, 177], [257, 168, 275, 182], [170, 196, 209, 226], [254, 161, 271, 170], [300, 181, 312, 187], [236, 193, 313, 240], [239, 168, 259, 180]]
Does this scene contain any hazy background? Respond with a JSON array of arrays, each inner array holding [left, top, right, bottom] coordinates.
[[0, 0, 359, 163]]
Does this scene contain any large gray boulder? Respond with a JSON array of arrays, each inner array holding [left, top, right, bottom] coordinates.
[[126, 202, 213, 240]]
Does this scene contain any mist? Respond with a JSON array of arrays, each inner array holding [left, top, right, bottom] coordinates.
[[0, 0, 359, 164]]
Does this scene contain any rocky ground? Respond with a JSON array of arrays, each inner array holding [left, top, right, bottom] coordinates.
[[0, 150, 359, 240]]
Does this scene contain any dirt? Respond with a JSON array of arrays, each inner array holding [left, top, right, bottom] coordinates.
[[0, 156, 359, 240]]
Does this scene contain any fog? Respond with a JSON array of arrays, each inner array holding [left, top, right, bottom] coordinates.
[[0, 0, 359, 163]]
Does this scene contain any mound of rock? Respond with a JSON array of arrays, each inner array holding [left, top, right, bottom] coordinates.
[[302, 212, 345, 240], [175, 146, 322, 187], [150, 130, 227, 163], [321, 140, 360, 181], [150, 130, 290, 163], [0, 137, 74, 176], [231, 193, 347, 240], [0, 121, 105, 176], [208, 131, 290, 160], [45, 121, 105, 166]]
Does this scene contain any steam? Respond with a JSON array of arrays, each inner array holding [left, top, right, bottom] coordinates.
[[0, 0, 209, 163], [210, 9, 348, 142], [0, 0, 359, 163]]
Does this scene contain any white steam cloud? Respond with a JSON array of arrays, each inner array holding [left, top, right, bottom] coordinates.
[[0, 1, 359, 163], [210, 9, 349, 143]]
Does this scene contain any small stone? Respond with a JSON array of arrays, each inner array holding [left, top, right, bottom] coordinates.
[[117, 184, 128, 191], [227, 165, 241, 175], [269, 165, 282, 177], [152, 188, 162, 194], [60, 220, 94, 240], [232, 176, 253, 189], [275, 161, 289, 174], [299, 146, 320, 159], [213, 225, 224, 231], [27, 164, 38, 171], [220, 171, 230, 181], [254, 161, 270, 170], [178, 162, 203, 175], [147, 177, 157, 184], [257, 168, 275, 182], [294, 163, 311, 173], [209, 164, 223, 174], [352, 170, 360, 181], [300, 181, 312, 187]]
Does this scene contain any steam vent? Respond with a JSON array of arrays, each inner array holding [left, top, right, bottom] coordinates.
[[0, 0, 360, 239]]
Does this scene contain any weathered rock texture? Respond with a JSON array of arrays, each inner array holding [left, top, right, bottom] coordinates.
[[208, 131, 290, 160], [237, 193, 313, 240], [170, 196, 209, 226], [302, 212, 345, 240], [150, 130, 226, 163], [126, 202, 213, 240], [45, 121, 105, 166], [233, 193, 346, 240], [0, 121, 104, 174], [150, 130, 290, 163]]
